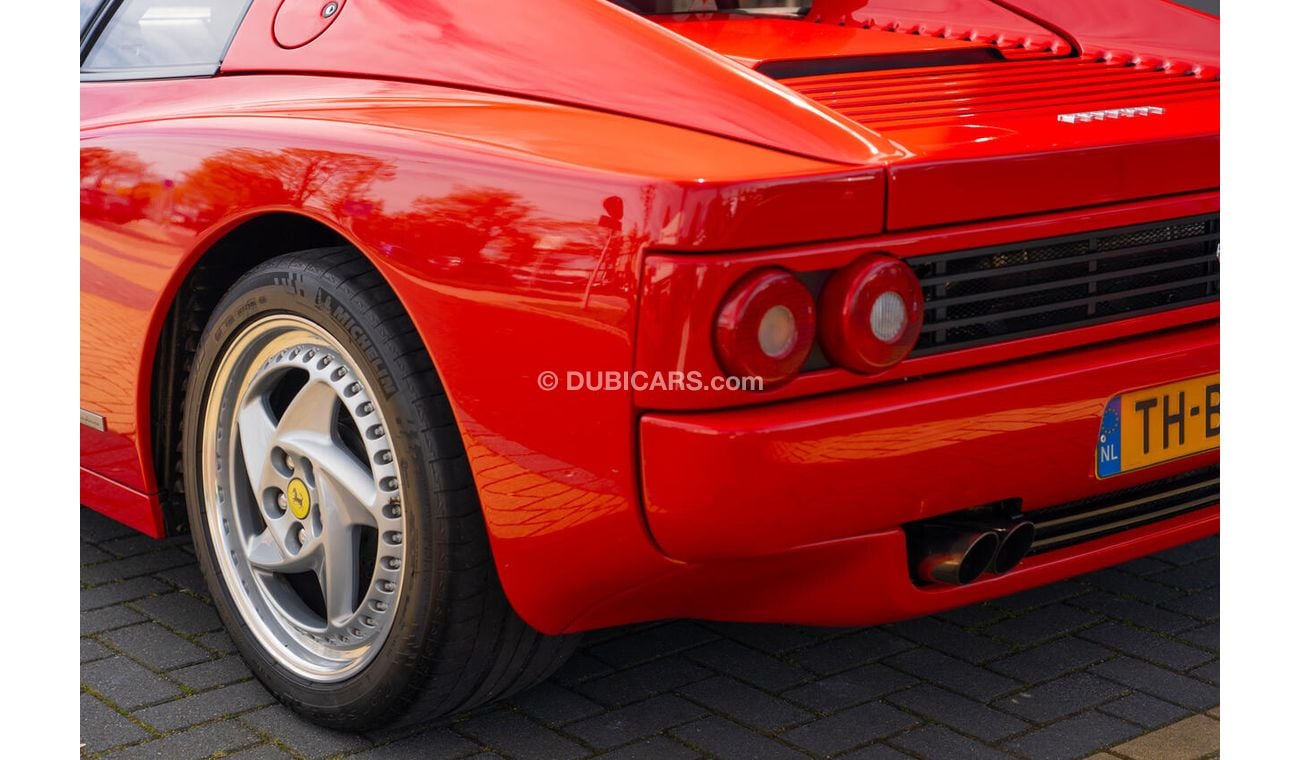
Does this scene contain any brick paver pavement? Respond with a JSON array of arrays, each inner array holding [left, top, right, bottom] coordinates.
[[80, 508, 1218, 759]]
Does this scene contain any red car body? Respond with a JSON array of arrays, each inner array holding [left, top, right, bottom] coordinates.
[[81, 0, 1219, 635]]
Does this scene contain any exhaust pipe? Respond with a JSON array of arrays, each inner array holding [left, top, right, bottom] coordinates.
[[915, 525, 1000, 586], [988, 519, 1036, 574]]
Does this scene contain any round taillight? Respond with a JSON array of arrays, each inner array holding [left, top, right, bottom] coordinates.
[[714, 268, 816, 387], [818, 254, 924, 373]]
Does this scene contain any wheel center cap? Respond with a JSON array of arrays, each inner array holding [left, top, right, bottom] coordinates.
[[286, 478, 311, 520]]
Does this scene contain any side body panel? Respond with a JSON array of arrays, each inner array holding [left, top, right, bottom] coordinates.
[[79, 76, 882, 631]]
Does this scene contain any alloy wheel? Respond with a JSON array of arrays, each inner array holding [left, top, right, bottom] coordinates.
[[201, 315, 406, 681]]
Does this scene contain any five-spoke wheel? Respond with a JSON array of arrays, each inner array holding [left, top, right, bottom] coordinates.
[[203, 316, 405, 680], [182, 249, 575, 729]]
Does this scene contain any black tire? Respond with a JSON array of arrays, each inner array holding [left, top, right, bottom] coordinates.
[[180, 247, 578, 730]]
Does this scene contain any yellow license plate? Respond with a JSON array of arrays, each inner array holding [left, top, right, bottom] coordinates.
[[1097, 374, 1220, 477]]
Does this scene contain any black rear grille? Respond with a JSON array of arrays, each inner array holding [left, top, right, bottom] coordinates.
[[1027, 466, 1219, 555], [908, 215, 1219, 355]]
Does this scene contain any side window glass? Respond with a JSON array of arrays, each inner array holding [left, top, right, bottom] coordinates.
[[81, 0, 104, 32], [82, 0, 252, 78]]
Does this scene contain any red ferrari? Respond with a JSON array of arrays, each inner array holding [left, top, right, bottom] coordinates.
[[80, 0, 1220, 729]]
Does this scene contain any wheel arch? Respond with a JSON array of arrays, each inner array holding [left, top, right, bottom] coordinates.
[[146, 209, 402, 534]]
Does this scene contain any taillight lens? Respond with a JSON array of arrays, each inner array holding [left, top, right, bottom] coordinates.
[[714, 268, 816, 386], [818, 254, 924, 373]]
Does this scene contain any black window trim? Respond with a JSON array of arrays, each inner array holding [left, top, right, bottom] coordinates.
[[81, 0, 121, 61], [81, 64, 222, 82], [80, 0, 252, 83]]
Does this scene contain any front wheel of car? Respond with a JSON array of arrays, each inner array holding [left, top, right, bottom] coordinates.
[[181, 247, 577, 730]]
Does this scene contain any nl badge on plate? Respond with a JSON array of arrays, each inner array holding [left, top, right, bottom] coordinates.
[[1097, 374, 1220, 478]]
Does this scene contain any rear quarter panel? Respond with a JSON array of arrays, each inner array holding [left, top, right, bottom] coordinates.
[[79, 75, 882, 631]]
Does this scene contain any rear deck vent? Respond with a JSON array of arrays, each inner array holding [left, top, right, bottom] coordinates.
[[783, 56, 1220, 131]]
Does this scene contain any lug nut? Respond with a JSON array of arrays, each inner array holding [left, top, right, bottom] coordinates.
[[276, 492, 288, 509]]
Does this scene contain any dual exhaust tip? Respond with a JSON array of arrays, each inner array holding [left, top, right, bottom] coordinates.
[[915, 519, 1036, 586]]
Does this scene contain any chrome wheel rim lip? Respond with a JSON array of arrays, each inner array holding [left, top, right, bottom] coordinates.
[[202, 314, 406, 682]]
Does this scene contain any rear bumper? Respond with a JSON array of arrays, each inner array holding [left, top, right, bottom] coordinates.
[[639, 321, 1218, 562], [586, 322, 1219, 630]]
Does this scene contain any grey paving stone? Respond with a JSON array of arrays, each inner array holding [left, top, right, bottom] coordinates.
[[240, 705, 375, 759], [105, 720, 260, 760], [780, 701, 919, 756], [885, 648, 1019, 702], [586, 621, 717, 668], [984, 604, 1100, 645], [1099, 692, 1193, 729], [81, 577, 171, 611], [1177, 621, 1219, 650], [552, 652, 617, 685], [566, 693, 705, 749], [888, 684, 1028, 741], [890, 724, 1019, 759], [988, 580, 1088, 612], [704, 622, 828, 655], [598, 736, 702, 760], [994, 672, 1129, 723], [102, 623, 213, 671], [154, 564, 212, 599], [102, 533, 176, 558], [80, 548, 194, 584], [1190, 660, 1219, 686], [134, 680, 275, 732], [83, 509, 139, 542], [1084, 569, 1181, 605], [196, 630, 238, 654], [672, 716, 808, 760], [132, 592, 223, 635], [1151, 560, 1219, 592], [81, 656, 183, 711], [82, 605, 146, 635], [1079, 622, 1216, 671], [1069, 591, 1200, 634], [1114, 556, 1175, 576], [838, 743, 914, 760], [783, 662, 917, 713], [82, 638, 113, 663], [80, 692, 150, 753], [75, 505, 1218, 760], [82, 543, 113, 565], [1090, 657, 1219, 710], [685, 638, 811, 692], [458, 708, 589, 760], [170, 656, 254, 691], [1005, 711, 1144, 760], [220, 744, 296, 759], [887, 617, 1014, 664], [678, 676, 812, 731], [1158, 587, 1219, 621], [351, 728, 478, 759], [937, 603, 1008, 628], [987, 636, 1113, 683], [789, 629, 914, 676], [508, 682, 604, 725], [574, 654, 712, 706], [1155, 537, 1219, 566]]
